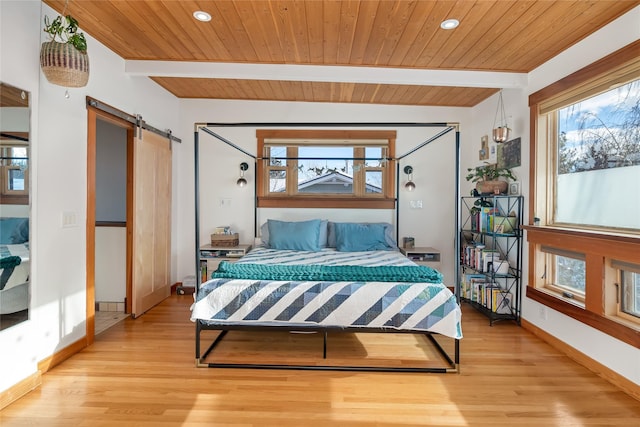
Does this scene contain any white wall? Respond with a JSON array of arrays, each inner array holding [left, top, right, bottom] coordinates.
[[176, 100, 470, 286], [0, 0, 43, 394], [95, 227, 126, 302], [0, 1, 180, 393]]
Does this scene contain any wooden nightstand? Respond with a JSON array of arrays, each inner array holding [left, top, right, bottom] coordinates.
[[399, 246, 441, 270], [199, 244, 252, 283]]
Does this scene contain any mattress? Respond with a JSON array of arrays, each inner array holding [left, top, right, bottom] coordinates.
[[191, 247, 462, 339]]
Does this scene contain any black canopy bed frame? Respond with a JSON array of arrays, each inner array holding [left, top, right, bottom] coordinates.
[[193, 122, 462, 373]]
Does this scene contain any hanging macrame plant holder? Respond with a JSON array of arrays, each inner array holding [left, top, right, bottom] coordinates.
[[492, 90, 510, 143], [40, 40, 89, 88]]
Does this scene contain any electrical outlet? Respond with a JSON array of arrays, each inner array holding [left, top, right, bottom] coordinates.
[[219, 198, 231, 207], [409, 200, 423, 209], [539, 306, 547, 320]]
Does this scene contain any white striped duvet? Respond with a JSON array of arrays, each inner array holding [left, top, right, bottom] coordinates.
[[191, 247, 462, 339]]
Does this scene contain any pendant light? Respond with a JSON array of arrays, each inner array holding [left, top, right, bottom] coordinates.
[[492, 90, 510, 143]]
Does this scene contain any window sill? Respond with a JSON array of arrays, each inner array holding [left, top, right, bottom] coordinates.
[[257, 196, 396, 209]]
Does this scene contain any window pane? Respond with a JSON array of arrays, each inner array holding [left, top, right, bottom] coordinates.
[[621, 270, 640, 318], [297, 146, 354, 194], [555, 79, 640, 229], [269, 170, 285, 193], [365, 147, 383, 167], [365, 170, 382, 193], [8, 168, 24, 190], [554, 255, 586, 294], [269, 147, 287, 167]]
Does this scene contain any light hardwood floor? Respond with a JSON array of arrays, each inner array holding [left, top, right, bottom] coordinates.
[[2, 295, 638, 426]]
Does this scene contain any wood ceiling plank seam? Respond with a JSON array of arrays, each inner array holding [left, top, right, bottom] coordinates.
[[433, 85, 462, 106], [266, 79, 287, 101], [419, 0, 478, 69], [223, 0, 272, 62], [286, 0, 312, 64], [492, 1, 610, 72], [235, 79, 262, 100], [439, 0, 529, 70], [433, 0, 500, 69], [412, 1, 470, 68], [167, 1, 225, 60], [267, 1, 303, 64], [250, 79, 272, 101], [370, 0, 420, 66], [350, 81, 368, 104], [407, 85, 433, 106], [133, 1, 199, 60], [347, 0, 380, 65], [516, 4, 640, 72], [241, 0, 284, 63], [342, 82, 357, 103], [387, 84, 413, 106], [300, 80, 315, 102], [102, 1, 174, 60], [387, 0, 439, 66], [360, 0, 401, 65], [321, 0, 345, 64], [45, 0, 144, 60], [213, 1, 261, 62], [335, 0, 361, 65], [368, 83, 386, 104], [399, 2, 451, 68], [378, 83, 402, 104], [304, 1, 326, 64]]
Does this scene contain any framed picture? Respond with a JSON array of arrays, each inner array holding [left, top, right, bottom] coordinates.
[[508, 181, 520, 195], [497, 137, 521, 169], [488, 141, 497, 164], [479, 135, 489, 160]]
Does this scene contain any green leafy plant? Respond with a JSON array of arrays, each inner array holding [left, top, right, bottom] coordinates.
[[43, 15, 87, 53], [465, 163, 516, 183]]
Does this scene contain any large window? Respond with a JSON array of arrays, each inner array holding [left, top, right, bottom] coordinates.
[[528, 41, 640, 348], [555, 79, 640, 229], [256, 130, 396, 209]]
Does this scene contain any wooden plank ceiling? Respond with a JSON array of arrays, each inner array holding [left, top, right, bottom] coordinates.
[[43, 0, 639, 107]]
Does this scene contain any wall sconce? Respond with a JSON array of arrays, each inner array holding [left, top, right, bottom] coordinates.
[[404, 165, 416, 191], [236, 162, 249, 187]]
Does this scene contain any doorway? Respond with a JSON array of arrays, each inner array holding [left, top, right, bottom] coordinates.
[[87, 108, 133, 343]]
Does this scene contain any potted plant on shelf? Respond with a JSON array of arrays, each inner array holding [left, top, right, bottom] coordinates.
[[465, 163, 516, 195], [40, 14, 89, 88]]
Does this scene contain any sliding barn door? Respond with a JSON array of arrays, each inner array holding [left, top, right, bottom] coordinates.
[[131, 128, 172, 317]]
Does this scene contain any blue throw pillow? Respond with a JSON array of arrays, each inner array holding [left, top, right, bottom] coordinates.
[[334, 222, 395, 251], [262, 219, 328, 248], [328, 221, 396, 249], [267, 219, 322, 251], [0, 218, 29, 244]]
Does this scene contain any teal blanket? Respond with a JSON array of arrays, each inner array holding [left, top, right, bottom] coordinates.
[[212, 261, 443, 283]]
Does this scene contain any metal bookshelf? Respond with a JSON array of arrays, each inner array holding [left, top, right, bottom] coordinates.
[[459, 195, 523, 325]]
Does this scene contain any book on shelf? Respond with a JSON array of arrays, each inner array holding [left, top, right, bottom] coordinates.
[[200, 250, 221, 258], [495, 291, 513, 314]]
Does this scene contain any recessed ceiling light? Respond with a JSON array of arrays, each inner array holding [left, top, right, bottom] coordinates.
[[193, 11, 211, 22], [440, 19, 459, 30]]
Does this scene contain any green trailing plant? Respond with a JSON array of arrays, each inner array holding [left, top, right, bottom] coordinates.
[[465, 163, 516, 184], [43, 15, 87, 53]]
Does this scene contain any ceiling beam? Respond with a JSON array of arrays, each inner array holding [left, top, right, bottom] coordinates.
[[125, 61, 527, 89]]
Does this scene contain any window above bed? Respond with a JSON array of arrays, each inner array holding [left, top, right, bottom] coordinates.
[[256, 130, 396, 209]]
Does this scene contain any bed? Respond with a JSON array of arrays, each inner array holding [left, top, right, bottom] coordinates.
[[0, 217, 30, 316], [191, 220, 462, 373]]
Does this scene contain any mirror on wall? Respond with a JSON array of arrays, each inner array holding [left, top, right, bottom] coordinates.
[[0, 82, 30, 331]]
